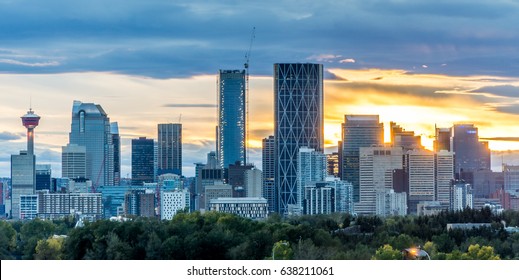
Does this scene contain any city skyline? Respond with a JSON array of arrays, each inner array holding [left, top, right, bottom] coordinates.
[[3, 0, 519, 178]]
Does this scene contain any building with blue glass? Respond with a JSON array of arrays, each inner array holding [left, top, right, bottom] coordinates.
[[132, 137, 155, 186], [274, 63, 323, 215], [217, 69, 246, 169]]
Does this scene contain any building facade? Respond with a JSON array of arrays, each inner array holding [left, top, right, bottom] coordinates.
[[68, 100, 115, 187], [341, 115, 384, 203], [158, 123, 182, 176], [274, 63, 323, 215], [217, 69, 246, 169], [262, 135, 276, 212], [132, 137, 155, 186], [209, 197, 268, 220], [161, 189, 190, 220], [297, 147, 327, 214], [62, 144, 87, 179]]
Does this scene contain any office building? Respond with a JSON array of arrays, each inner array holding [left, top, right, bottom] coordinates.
[[204, 183, 233, 208], [68, 101, 115, 187], [390, 122, 422, 151], [341, 115, 384, 202], [504, 164, 519, 196], [62, 144, 87, 179], [38, 191, 103, 221], [452, 124, 490, 174], [217, 69, 246, 169], [406, 149, 436, 214], [35, 164, 51, 191], [157, 123, 182, 176], [20, 194, 38, 220], [227, 161, 254, 197], [244, 168, 262, 197], [262, 136, 276, 212], [209, 197, 268, 220], [355, 146, 404, 215], [111, 122, 121, 186], [375, 189, 407, 217], [124, 189, 155, 217], [436, 150, 455, 206], [324, 177, 354, 213], [132, 137, 155, 186], [275, 63, 324, 215], [434, 127, 451, 152], [196, 152, 225, 210]]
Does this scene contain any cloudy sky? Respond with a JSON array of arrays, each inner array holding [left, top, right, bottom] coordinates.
[[2, 0, 519, 177]]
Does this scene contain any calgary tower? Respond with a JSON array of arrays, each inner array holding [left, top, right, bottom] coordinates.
[[21, 108, 40, 155]]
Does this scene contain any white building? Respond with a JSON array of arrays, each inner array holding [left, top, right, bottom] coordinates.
[[161, 189, 190, 220], [452, 183, 473, 211], [376, 189, 407, 217], [20, 194, 38, 220], [62, 144, 87, 179], [244, 168, 262, 197], [326, 177, 354, 214], [37, 191, 102, 220], [407, 149, 436, 214], [297, 147, 327, 213], [355, 145, 404, 215], [209, 197, 268, 220], [436, 150, 454, 206], [304, 182, 335, 215]]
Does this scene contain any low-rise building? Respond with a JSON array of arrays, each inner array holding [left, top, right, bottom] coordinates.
[[209, 197, 268, 220]]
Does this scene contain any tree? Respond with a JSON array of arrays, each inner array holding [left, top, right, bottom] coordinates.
[[462, 244, 500, 260], [272, 240, 293, 260], [34, 237, 64, 260], [0, 222, 17, 259], [372, 244, 402, 260]]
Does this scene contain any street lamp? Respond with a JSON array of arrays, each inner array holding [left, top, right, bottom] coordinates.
[[403, 245, 431, 260], [272, 241, 289, 260]]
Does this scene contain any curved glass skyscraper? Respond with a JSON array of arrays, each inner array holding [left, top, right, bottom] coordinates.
[[274, 63, 323, 215], [217, 69, 246, 169]]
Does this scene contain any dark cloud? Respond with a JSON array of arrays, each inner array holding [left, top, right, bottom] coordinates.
[[163, 104, 216, 108], [0, 132, 22, 141], [481, 137, 519, 142], [0, 0, 518, 78], [492, 105, 519, 115]]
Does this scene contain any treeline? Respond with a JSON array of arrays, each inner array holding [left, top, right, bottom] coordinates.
[[1, 208, 519, 260]]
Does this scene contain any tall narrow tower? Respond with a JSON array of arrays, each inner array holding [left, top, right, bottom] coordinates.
[[21, 108, 40, 155]]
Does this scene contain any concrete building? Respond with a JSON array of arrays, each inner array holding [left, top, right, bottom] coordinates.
[[20, 194, 38, 220], [504, 164, 519, 196], [376, 189, 407, 217], [204, 183, 233, 208], [434, 127, 451, 152], [244, 168, 262, 197], [355, 145, 404, 215], [436, 150, 455, 206], [161, 189, 190, 220], [452, 182, 473, 211], [275, 63, 323, 215], [11, 151, 35, 219], [124, 189, 155, 217], [390, 122, 422, 151], [451, 124, 490, 175], [227, 161, 254, 197], [406, 149, 436, 214], [209, 197, 268, 220]]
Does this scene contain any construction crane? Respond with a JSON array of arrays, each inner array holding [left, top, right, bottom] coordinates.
[[244, 27, 255, 165]]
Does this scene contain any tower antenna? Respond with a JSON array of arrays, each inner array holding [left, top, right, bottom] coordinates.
[[244, 27, 255, 165]]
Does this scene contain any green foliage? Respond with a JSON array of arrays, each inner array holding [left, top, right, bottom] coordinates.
[[272, 240, 293, 260], [372, 244, 402, 260], [0, 221, 17, 259], [34, 236, 64, 260]]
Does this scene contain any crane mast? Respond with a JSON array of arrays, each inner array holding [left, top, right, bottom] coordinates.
[[244, 27, 255, 165]]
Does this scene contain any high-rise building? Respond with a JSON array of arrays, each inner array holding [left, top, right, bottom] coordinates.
[[124, 189, 155, 217], [355, 145, 404, 215], [326, 152, 340, 177], [406, 149, 436, 214], [35, 164, 51, 191], [217, 70, 246, 169], [262, 136, 275, 212], [390, 122, 422, 151], [304, 182, 336, 215], [274, 63, 323, 215], [132, 137, 155, 186], [68, 101, 115, 187], [504, 164, 519, 196], [227, 161, 254, 197], [161, 188, 190, 220], [11, 108, 40, 219], [111, 122, 121, 186], [157, 123, 182, 176], [452, 182, 473, 211], [297, 147, 327, 214], [434, 127, 451, 152], [195, 152, 224, 210], [244, 168, 262, 197], [62, 144, 87, 179], [451, 124, 491, 174], [436, 150, 455, 206], [341, 115, 384, 202]]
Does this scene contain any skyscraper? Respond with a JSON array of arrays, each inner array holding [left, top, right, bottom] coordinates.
[[297, 147, 327, 213], [62, 144, 87, 179], [451, 124, 491, 174], [436, 150, 455, 206], [35, 164, 51, 191], [274, 63, 323, 215], [157, 123, 182, 176], [131, 137, 155, 186], [217, 70, 246, 169], [11, 107, 40, 219], [341, 115, 384, 202], [68, 101, 115, 187], [111, 122, 121, 186], [434, 127, 451, 152], [406, 149, 436, 214], [262, 135, 275, 212]]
